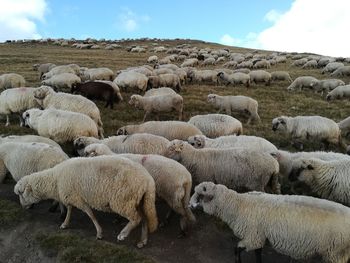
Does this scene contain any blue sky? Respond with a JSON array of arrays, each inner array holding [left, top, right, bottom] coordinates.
[[1, 0, 350, 57]]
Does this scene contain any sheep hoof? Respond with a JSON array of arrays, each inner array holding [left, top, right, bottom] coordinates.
[[60, 224, 67, 229], [5, 123, 9, 127], [96, 234, 103, 240], [137, 240, 147, 248], [117, 233, 126, 241], [177, 231, 187, 239]]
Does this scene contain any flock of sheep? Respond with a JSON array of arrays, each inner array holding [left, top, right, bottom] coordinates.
[[2, 39, 350, 263]]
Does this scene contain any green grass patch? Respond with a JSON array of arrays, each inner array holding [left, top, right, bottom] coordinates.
[[0, 199, 26, 227], [36, 232, 155, 263]]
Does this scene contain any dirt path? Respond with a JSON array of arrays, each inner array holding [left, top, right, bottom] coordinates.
[[0, 182, 318, 263]]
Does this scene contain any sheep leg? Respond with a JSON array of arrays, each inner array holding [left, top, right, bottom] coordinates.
[[142, 112, 149, 123], [82, 205, 103, 239], [137, 219, 148, 248], [117, 220, 140, 242], [234, 246, 244, 263], [255, 248, 262, 263], [19, 115, 24, 127], [5, 115, 10, 126], [49, 201, 59, 212], [60, 205, 72, 229]]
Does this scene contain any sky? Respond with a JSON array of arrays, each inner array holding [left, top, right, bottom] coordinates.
[[1, 0, 350, 57]]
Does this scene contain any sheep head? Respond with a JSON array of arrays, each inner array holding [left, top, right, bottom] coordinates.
[[116, 127, 128, 136], [272, 116, 288, 131], [207, 94, 217, 104], [14, 178, 40, 209], [83, 143, 111, 157], [165, 139, 185, 161], [34, 86, 53, 100], [129, 95, 142, 108], [187, 135, 205, 148], [288, 158, 317, 184], [190, 182, 218, 214]]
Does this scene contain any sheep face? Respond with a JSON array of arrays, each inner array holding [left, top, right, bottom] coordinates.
[[272, 117, 287, 132], [14, 180, 40, 209], [83, 143, 109, 157], [22, 109, 41, 129], [187, 135, 205, 148], [129, 95, 141, 109], [33, 86, 53, 100], [190, 182, 216, 214], [207, 94, 217, 104], [288, 159, 315, 184], [216, 72, 224, 78], [116, 127, 128, 136], [164, 140, 185, 161], [73, 137, 88, 150]]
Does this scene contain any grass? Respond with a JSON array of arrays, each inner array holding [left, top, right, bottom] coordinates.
[[0, 199, 26, 227], [36, 232, 155, 263]]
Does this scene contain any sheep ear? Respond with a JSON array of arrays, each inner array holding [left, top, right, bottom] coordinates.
[[307, 164, 314, 170], [25, 185, 32, 193]]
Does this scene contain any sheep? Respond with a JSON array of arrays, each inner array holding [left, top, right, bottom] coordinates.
[[249, 70, 271, 85], [33, 86, 104, 138], [34, 63, 56, 79], [237, 61, 253, 69], [73, 133, 170, 156], [95, 80, 123, 102], [174, 68, 187, 84], [153, 68, 173, 76], [0, 87, 40, 126], [318, 57, 336, 67], [0, 134, 61, 148], [80, 67, 114, 81], [326, 85, 350, 101], [0, 142, 68, 183], [147, 55, 158, 64], [144, 87, 177, 97], [188, 114, 242, 138], [23, 108, 98, 144], [223, 61, 238, 68], [202, 57, 216, 66], [290, 157, 350, 206], [71, 81, 118, 109], [180, 58, 198, 67], [286, 76, 319, 91], [313, 79, 345, 94], [216, 72, 250, 87], [301, 59, 318, 69], [14, 156, 158, 248], [83, 144, 195, 234], [207, 94, 260, 124], [114, 71, 148, 92], [190, 181, 350, 263], [253, 59, 270, 69], [187, 134, 277, 152], [338, 116, 350, 137], [272, 150, 350, 183], [322, 62, 344, 74], [291, 58, 308, 67], [187, 69, 218, 85], [331, 66, 350, 77], [272, 115, 341, 150], [129, 93, 183, 122], [165, 140, 280, 193], [42, 65, 79, 80], [41, 73, 81, 91], [147, 74, 181, 92], [116, 121, 203, 141], [270, 71, 292, 83], [0, 73, 26, 90]]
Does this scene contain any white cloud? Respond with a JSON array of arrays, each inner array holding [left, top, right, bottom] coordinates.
[[220, 32, 262, 50], [258, 0, 350, 57], [118, 8, 150, 32], [0, 0, 47, 41], [221, 0, 350, 57], [220, 34, 240, 46]]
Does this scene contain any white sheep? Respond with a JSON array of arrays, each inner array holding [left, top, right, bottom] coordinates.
[[165, 140, 280, 193], [207, 94, 260, 124], [144, 87, 177, 97], [33, 86, 104, 138], [147, 55, 158, 64], [301, 60, 318, 69], [188, 114, 242, 138], [272, 115, 341, 150], [129, 93, 183, 122], [0, 87, 40, 126], [187, 134, 277, 152], [116, 121, 203, 141], [34, 63, 56, 79], [190, 182, 350, 263], [0, 134, 60, 148], [14, 156, 158, 248], [83, 144, 195, 234], [216, 72, 250, 87], [73, 133, 170, 156], [338, 116, 350, 137], [41, 73, 81, 91], [187, 69, 217, 85], [202, 57, 216, 66], [0, 73, 26, 90], [322, 62, 344, 74], [180, 58, 198, 67], [147, 74, 182, 91], [0, 142, 68, 183], [290, 157, 350, 206], [313, 79, 345, 94], [326, 85, 350, 101], [114, 71, 148, 92], [291, 58, 308, 67], [270, 71, 292, 83], [330, 66, 350, 77], [42, 64, 79, 80], [23, 108, 98, 144], [249, 70, 271, 85], [287, 76, 319, 91], [80, 67, 114, 81], [253, 60, 270, 69]]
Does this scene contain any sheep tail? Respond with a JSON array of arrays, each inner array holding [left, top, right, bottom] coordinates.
[[97, 118, 104, 139], [142, 184, 158, 233], [182, 181, 196, 223]]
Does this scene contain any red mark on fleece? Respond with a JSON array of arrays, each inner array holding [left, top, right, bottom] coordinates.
[[141, 156, 148, 165], [18, 87, 27, 93]]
